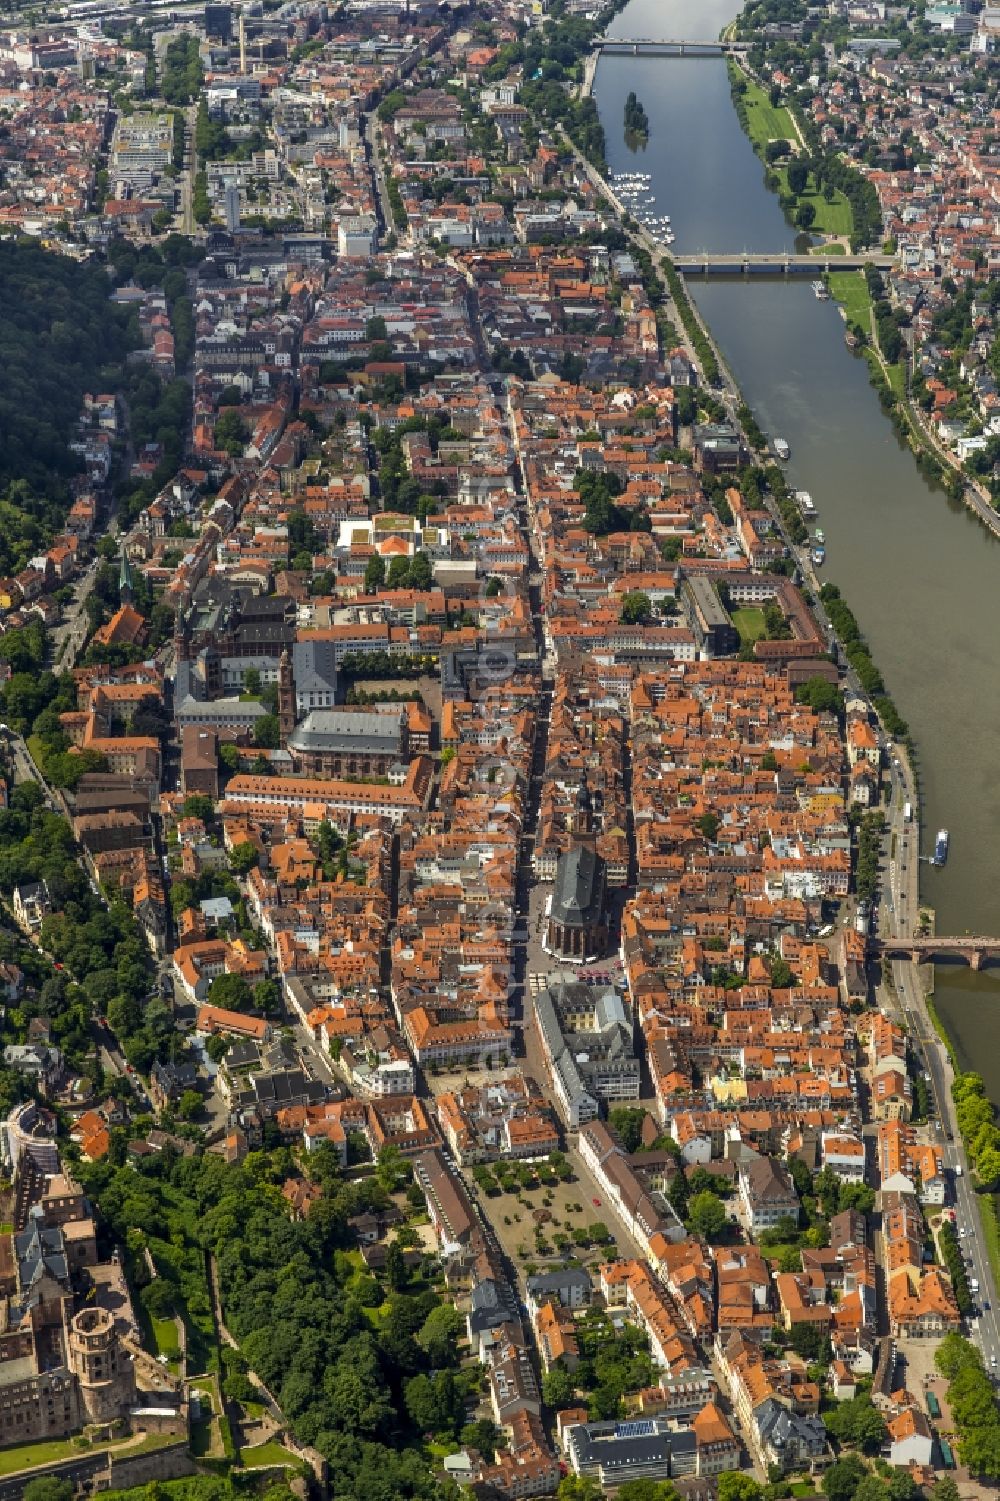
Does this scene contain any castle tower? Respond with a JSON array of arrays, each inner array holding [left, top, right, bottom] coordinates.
[[68, 1307, 135, 1425], [278, 648, 296, 746]]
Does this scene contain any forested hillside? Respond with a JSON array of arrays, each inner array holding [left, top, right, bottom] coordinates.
[[0, 238, 133, 499]]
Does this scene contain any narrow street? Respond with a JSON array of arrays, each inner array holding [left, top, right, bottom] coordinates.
[[363, 112, 398, 245]]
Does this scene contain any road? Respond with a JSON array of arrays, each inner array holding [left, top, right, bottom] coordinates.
[[363, 112, 397, 245], [878, 745, 1000, 1374], [181, 102, 198, 236], [51, 557, 102, 669]]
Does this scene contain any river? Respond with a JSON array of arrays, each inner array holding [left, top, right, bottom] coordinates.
[[595, 1, 1000, 1097]]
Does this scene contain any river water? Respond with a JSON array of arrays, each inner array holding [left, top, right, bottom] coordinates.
[[595, 2, 1000, 1095]]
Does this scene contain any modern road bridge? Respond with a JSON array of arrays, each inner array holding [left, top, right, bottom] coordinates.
[[672, 252, 897, 276], [593, 38, 752, 55]]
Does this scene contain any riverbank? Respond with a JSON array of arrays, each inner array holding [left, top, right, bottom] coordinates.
[[727, 61, 854, 240], [564, 122, 912, 760], [726, 42, 1000, 548]]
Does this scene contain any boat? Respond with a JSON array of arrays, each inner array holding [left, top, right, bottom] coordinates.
[[814, 528, 825, 544], [795, 489, 817, 518], [812, 279, 830, 300], [934, 829, 949, 866], [773, 437, 790, 461], [812, 545, 826, 566]]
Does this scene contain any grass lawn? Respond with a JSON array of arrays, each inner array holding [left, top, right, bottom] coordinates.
[[761, 1243, 801, 1268], [733, 66, 797, 150], [240, 1441, 297, 1469], [775, 172, 853, 237], [242, 1400, 266, 1421], [151, 1315, 180, 1361], [830, 272, 907, 392], [0, 1438, 95, 1476], [813, 242, 845, 255], [360, 1299, 391, 1328], [828, 270, 872, 332], [732, 607, 767, 644]]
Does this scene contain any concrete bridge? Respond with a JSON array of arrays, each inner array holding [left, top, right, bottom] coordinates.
[[673, 252, 897, 276], [872, 936, 1000, 971], [594, 38, 752, 55]]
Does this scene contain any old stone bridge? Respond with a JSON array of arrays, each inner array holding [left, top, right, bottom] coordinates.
[[871, 936, 1000, 972]]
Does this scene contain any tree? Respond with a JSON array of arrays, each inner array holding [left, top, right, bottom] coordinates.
[[205, 1032, 229, 1064], [140, 1279, 175, 1318], [787, 1322, 827, 1362], [621, 590, 652, 625], [935, 1332, 980, 1381], [610, 1106, 648, 1154], [408, 552, 433, 591], [717, 1476, 763, 1501], [176, 1088, 202, 1120], [376, 1143, 409, 1193], [461, 1417, 501, 1460], [208, 972, 252, 1013], [253, 978, 281, 1016], [770, 957, 794, 988], [852, 1481, 889, 1501], [24, 1482, 73, 1501], [254, 714, 280, 749], [558, 1478, 603, 1501], [697, 812, 719, 842], [616, 1483, 680, 1501], [183, 793, 215, 822], [385, 1240, 407, 1292], [688, 1190, 727, 1239], [821, 1455, 867, 1501], [796, 202, 817, 230], [824, 1395, 886, 1453], [977, 1146, 1000, 1190], [417, 1303, 463, 1367], [796, 676, 842, 713], [230, 840, 259, 875], [244, 668, 262, 696], [215, 408, 248, 456], [787, 160, 809, 196], [365, 553, 386, 592], [542, 1365, 576, 1409]]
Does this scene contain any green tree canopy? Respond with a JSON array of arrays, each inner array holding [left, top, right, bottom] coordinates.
[[687, 1190, 727, 1240]]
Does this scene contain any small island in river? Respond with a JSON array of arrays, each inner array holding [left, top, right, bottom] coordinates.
[[624, 90, 649, 143]]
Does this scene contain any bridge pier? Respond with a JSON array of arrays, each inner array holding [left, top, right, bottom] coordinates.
[[971, 950, 984, 971]]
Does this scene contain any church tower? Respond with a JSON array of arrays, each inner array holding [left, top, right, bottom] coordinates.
[[118, 547, 135, 607], [278, 649, 296, 746]]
